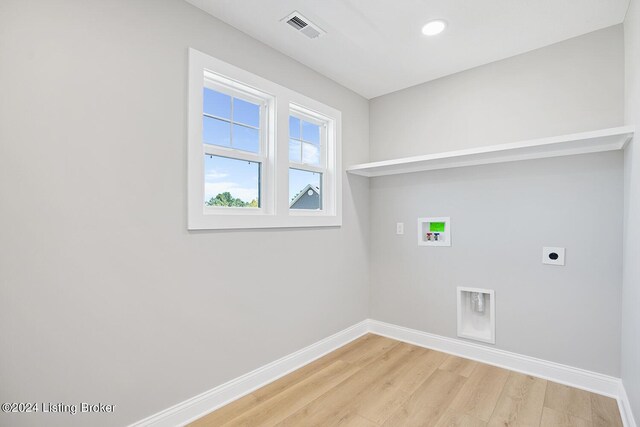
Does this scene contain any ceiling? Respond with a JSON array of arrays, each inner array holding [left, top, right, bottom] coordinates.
[[185, 0, 630, 99]]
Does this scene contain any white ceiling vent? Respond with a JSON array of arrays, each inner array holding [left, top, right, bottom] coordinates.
[[282, 11, 326, 39]]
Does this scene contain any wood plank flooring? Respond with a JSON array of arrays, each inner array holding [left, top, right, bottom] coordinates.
[[190, 334, 623, 427]]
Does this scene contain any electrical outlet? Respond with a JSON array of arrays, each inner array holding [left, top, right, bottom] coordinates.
[[543, 247, 565, 266], [396, 222, 404, 235]]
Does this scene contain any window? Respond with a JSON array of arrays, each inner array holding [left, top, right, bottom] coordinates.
[[289, 111, 327, 211], [204, 155, 260, 208], [188, 49, 341, 229], [203, 89, 261, 153], [289, 168, 321, 210], [202, 86, 266, 211]]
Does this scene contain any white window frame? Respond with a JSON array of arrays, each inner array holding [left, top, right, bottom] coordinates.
[[188, 48, 342, 230], [202, 78, 272, 215], [288, 105, 336, 215]]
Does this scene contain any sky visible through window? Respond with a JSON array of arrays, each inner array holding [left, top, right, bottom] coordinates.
[[203, 156, 320, 205], [204, 155, 260, 206], [203, 89, 259, 128], [289, 116, 321, 165], [288, 115, 321, 207], [203, 88, 323, 207], [203, 88, 260, 153]]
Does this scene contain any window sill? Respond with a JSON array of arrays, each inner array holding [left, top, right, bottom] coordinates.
[[187, 213, 341, 230]]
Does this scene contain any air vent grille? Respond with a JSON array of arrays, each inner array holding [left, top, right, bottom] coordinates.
[[282, 11, 326, 39], [287, 16, 308, 30]]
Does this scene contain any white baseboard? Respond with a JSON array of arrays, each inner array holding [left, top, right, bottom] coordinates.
[[130, 319, 635, 427], [369, 320, 635, 427], [128, 320, 369, 427], [368, 320, 621, 398], [619, 382, 638, 427]]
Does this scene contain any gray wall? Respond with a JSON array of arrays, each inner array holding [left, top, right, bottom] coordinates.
[[369, 26, 625, 376], [370, 153, 623, 375], [0, 2, 631, 426], [623, 0, 640, 422], [369, 25, 624, 161], [0, 1, 370, 426]]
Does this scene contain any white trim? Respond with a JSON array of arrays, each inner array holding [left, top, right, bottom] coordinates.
[[368, 320, 621, 398], [128, 320, 369, 427], [130, 319, 633, 426], [188, 48, 342, 230], [347, 126, 635, 177], [619, 382, 638, 427]]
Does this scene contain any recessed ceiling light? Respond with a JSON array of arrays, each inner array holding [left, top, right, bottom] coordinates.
[[422, 20, 447, 36]]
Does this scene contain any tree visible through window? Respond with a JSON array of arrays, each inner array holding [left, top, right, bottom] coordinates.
[[202, 87, 264, 209], [204, 155, 260, 208], [188, 49, 341, 229]]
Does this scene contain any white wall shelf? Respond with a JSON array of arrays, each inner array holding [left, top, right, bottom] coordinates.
[[346, 126, 634, 177]]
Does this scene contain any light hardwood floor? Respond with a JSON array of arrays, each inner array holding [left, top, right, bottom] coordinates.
[[190, 334, 623, 427]]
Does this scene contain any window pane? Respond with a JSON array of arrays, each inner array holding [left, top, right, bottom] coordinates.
[[233, 98, 260, 128], [289, 139, 301, 162], [203, 88, 231, 119], [302, 120, 320, 144], [302, 142, 320, 165], [204, 155, 260, 208], [203, 116, 230, 147], [233, 124, 259, 153], [289, 116, 301, 139], [289, 168, 321, 210]]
